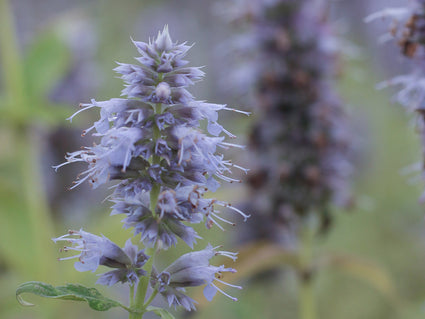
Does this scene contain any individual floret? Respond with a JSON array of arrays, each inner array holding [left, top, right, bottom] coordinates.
[[53, 230, 149, 285], [150, 244, 240, 311]]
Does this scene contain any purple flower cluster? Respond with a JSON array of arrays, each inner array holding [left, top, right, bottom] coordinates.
[[53, 26, 246, 310], [367, 1, 425, 199], [223, 0, 353, 239]]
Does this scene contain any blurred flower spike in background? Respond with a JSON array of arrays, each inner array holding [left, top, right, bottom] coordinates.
[[366, 0, 425, 201]]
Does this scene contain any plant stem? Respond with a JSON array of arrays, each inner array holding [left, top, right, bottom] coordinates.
[[129, 78, 163, 319], [299, 274, 316, 319], [150, 102, 162, 218], [130, 284, 135, 307], [130, 166, 160, 318], [128, 309, 140, 319], [298, 220, 316, 319], [130, 247, 155, 319], [143, 289, 158, 308]]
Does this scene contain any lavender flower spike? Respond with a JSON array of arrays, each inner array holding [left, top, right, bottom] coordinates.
[[49, 26, 247, 314], [56, 25, 249, 249], [151, 244, 241, 311], [53, 230, 149, 285]]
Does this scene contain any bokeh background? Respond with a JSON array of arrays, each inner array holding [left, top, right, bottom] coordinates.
[[2, 0, 425, 318]]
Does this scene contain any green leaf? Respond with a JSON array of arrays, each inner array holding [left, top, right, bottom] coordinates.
[[23, 32, 70, 98], [146, 306, 176, 319], [16, 281, 128, 312]]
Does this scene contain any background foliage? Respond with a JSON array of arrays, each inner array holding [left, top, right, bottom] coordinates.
[[1, 0, 425, 318]]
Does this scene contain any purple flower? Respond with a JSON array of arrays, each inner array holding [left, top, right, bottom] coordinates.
[[150, 245, 241, 311], [53, 230, 149, 285], [111, 184, 249, 249], [53, 27, 246, 311], [55, 26, 248, 249], [367, 1, 425, 200], [221, 0, 353, 237], [366, 2, 425, 112]]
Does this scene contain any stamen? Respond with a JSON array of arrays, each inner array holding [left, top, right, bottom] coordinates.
[[220, 203, 250, 221], [215, 173, 241, 183], [208, 216, 225, 231], [58, 255, 79, 261], [219, 142, 245, 149], [215, 278, 242, 289], [178, 140, 185, 165], [222, 107, 251, 116], [224, 162, 249, 174], [216, 250, 238, 261], [221, 127, 236, 139], [211, 212, 235, 226], [67, 104, 96, 122], [52, 162, 71, 172], [210, 283, 238, 301]]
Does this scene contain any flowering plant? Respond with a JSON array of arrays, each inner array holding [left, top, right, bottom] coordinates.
[[219, 1, 353, 319], [17, 26, 248, 319], [222, 0, 352, 238], [366, 1, 425, 199]]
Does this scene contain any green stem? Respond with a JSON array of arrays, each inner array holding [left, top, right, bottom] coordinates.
[[130, 247, 155, 319], [129, 284, 135, 307], [128, 285, 137, 319], [130, 177, 160, 318], [150, 102, 162, 217], [150, 184, 160, 215], [143, 288, 158, 308], [298, 221, 316, 319], [129, 86, 163, 319], [299, 274, 316, 319], [129, 309, 140, 319], [152, 104, 161, 157]]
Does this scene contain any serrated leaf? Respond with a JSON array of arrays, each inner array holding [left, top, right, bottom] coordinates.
[[16, 281, 127, 312], [146, 306, 176, 319]]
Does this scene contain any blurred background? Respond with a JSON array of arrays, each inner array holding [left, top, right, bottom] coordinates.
[[2, 0, 425, 318]]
